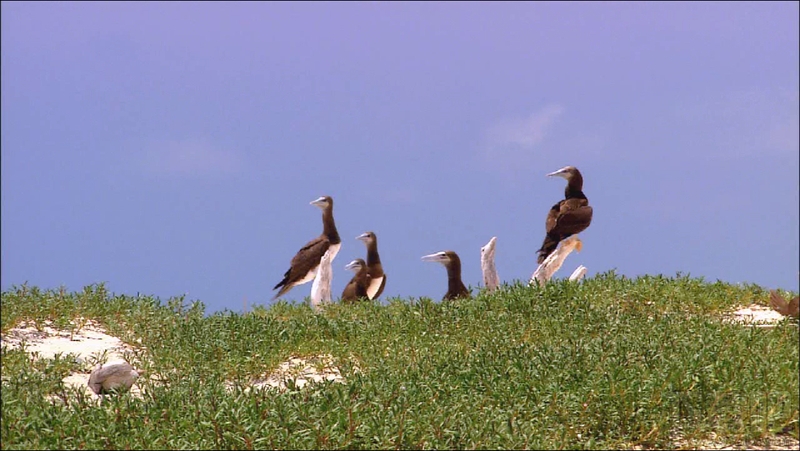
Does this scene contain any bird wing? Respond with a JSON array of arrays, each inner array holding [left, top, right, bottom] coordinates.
[[553, 203, 593, 237], [341, 276, 360, 302], [275, 236, 331, 288], [769, 290, 789, 314], [788, 296, 800, 318], [544, 201, 562, 233]]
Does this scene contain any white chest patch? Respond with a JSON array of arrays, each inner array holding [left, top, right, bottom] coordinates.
[[328, 243, 341, 263], [367, 275, 385, 300]]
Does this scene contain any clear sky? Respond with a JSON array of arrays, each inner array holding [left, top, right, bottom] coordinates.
[[2, 2, 798, 313]]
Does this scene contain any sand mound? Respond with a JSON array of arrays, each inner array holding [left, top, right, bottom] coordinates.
[[725, 304, 792, 328], [1, 318, 143, 400], [227, 354, 360, 393]]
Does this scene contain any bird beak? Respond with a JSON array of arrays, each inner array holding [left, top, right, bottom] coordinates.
[[356, 232, 370, 242], [421, 252, 447, 263], [546, 167, 570, 179], [344, 260, 361, 271], [310, 197, 327, 208]]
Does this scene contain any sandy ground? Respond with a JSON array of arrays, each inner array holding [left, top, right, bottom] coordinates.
[[0, 318, 144, 400], [0, 318, 354, 399], [725, 304, 795, 328], [226, 353, 356, 393]]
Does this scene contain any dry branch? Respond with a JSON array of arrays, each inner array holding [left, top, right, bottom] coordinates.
[[481, 237, 499, 292], [530, 236, 583, 285], [310, 249, 333, 309]]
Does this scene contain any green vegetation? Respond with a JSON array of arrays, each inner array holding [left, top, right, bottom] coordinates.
[[2, 273, 798, 450]]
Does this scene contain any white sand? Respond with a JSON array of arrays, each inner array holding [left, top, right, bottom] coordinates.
[[227, 353, 358, 393], [725, 304, 791, 328], [1, 318, 143, 399]]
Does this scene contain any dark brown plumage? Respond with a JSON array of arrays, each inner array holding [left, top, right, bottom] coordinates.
[[357, 231, 387, 300], [537, 166, 593, 265], [273, 196, 341, 300], [341, 259, 370, 303], [421, 250, 471, 301], [769, 290, 800, 319]]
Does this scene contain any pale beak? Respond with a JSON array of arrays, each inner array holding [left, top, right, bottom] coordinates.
[[421, 252, 448, 263], [546, 167, 570, 178], [344, 260, 362, 271], [356, 232, 370, 242], [310, 197, 327, 208]]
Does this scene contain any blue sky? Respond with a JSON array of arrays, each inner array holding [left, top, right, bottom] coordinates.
[[2, 2, 798, 313]]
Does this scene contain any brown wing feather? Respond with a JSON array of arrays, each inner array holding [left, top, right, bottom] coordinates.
[[341, 269, 369, 303], [553, 203, 593, 237], [273, 236, 330, 298], [538, 200, 592, 264]]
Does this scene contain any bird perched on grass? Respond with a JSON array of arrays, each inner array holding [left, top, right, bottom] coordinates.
[[537, 166, 593, 265], [88, 360, 139, 395], [273, 196, 341, 300], [356, 231, 387, 300], [421, 250, 471, 301], [341, 258, 370, 303]]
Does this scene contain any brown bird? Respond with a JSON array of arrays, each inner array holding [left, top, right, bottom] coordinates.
[[356, 231, 387, 300], [769, 290, 799, 319], [88, 360, 139, 395], [273, 196, 341, 300], [421, 250, 471, 301], [537, 166, 593, 264], [341, 258, 370, 303]]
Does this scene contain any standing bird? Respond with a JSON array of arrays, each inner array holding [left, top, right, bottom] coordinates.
[[356, 231, 387, 300], [341, 258, 370, 303], [273, 196, 341, 300], [421, 250, 471, 301], [537, 166, 593, 265]]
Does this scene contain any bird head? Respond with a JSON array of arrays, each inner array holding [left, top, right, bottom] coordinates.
[[421, 250, 460, 267], [356, 231, 376, 245], [310, 196, 333, 209], [344, 259, 366, 272], [546, 166, 579, 180]]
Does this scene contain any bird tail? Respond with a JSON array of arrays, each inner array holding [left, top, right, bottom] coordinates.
[[271, 283, 293, 301], [272, 270, 292, 300], [536, 234, 561, 264]]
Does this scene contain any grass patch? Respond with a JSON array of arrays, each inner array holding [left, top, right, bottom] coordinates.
[[2, 273, 798, 449]]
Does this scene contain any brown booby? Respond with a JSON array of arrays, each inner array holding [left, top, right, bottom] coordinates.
[[536, 166, 593, 264], [356, 231, 386, 300], [341, 258, 370, 303], [769, 290, 800, 319], [273, 196, 341, 300], [481, 237, 499, 292], [421, 250, 471, 301], [88, 360, 140, 395]]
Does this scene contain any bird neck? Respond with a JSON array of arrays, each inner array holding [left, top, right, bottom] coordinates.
[[564, 173, 586, 199], [366, 242, 382, 266], [446, 261, 464, 292], [322, 208, 341, 244]]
